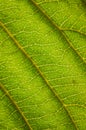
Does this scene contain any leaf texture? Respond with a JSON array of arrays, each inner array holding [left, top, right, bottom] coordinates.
[[0, 0, 86, 130]]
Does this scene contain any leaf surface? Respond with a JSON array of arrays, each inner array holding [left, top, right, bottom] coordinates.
[[0, 0, 86, 130]]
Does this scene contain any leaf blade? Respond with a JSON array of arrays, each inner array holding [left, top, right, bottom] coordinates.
[[0, 0, 86, 129]]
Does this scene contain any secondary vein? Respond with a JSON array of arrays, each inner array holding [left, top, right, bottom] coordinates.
[[0, 82, 32, 130], [30, 0, 86, 65], [0, 20, 78, 130]]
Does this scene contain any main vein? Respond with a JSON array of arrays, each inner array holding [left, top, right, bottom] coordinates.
[[0, 20, 78, 130]]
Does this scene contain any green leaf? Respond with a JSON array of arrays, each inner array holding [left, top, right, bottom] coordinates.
[[0, 0, 86, 129]]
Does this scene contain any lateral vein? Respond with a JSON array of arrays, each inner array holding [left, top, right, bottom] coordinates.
[[30, 0, 86, 65], [0, 82, 32, 130], [0, 20, 78, 130]]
